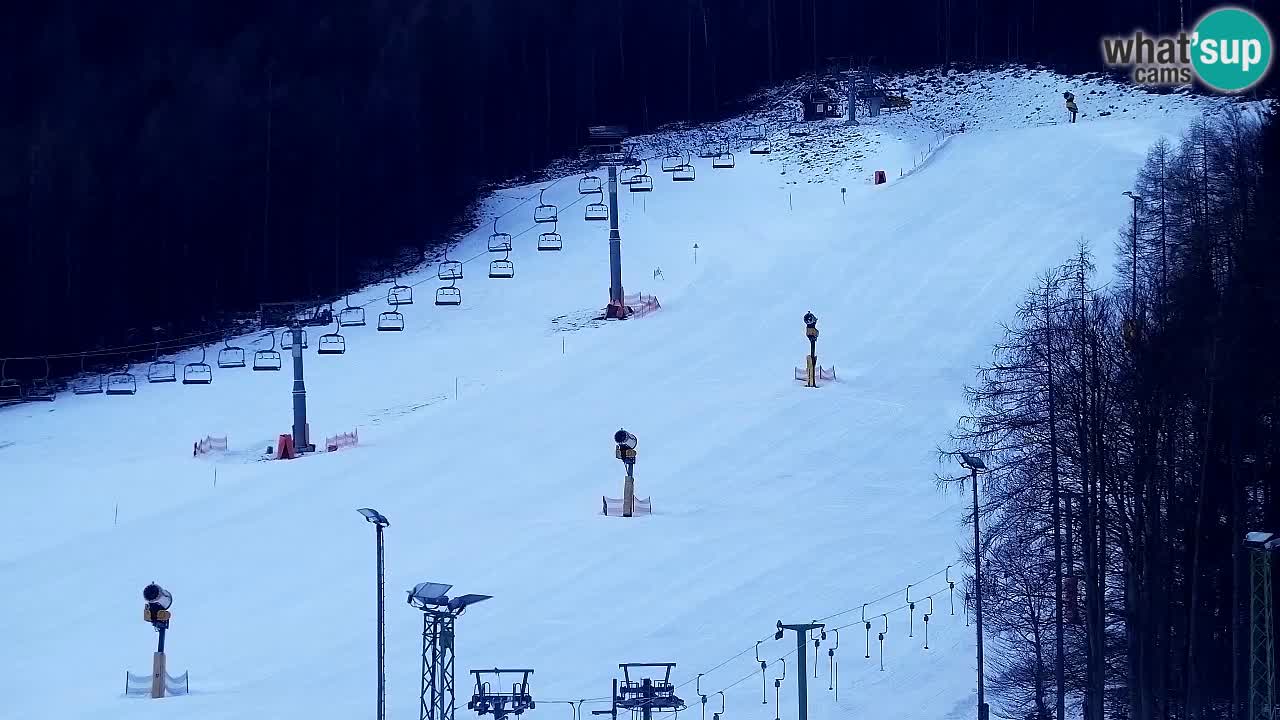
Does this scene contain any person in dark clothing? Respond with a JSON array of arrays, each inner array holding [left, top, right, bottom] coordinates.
[[1063, 91, 1078, 123]]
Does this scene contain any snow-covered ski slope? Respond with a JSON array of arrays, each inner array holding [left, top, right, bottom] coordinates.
[[0, 68, 1251, 720]]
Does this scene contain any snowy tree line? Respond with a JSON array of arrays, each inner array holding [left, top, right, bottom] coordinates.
[[951, 107, 1280, 720]]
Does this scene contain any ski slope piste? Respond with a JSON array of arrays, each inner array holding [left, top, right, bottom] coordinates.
[[0, 67, 1252, 720]]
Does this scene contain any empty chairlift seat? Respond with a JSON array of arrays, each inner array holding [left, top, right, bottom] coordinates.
[[673, 160, 696, 182], [533, 189, 558, 223], [218, 340, 246, 368], [106, 369, 137, 395], [438, 259, 463, 281], [317, 330, 346, 355], [377, 310, 405, 332], [489, 258, 515, 279], [0, 360, 23, 403], [488, 218, 512, 252], [713, 149, 736, 169], [72, 355, 103, 395], [339, 297, 366, 327], [280, 329, 309, 350], [253, 332, 283, 371], [253, 349, 282, 371], [435, 283, 461, 306], [578, 174, 602, 194], [387, 283, 414, 306], [661, 153, 683, 172], [182, 346, 213, 385], [148, 360, 176, 384], [538, 229, 563, 251], [585, 192, 608, 221]]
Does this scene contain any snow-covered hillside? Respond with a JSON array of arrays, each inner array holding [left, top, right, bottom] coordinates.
[[0, 68, 1245, 720]]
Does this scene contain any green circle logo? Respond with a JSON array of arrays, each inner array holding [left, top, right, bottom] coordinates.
[[1191, 6, 1272, 92]]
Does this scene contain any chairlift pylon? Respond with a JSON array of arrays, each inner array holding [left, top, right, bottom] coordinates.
[[534, 188, 558, 224], [435, 277, 462, 306], [73, 353, 103, 395], [585, 191, 608, 221], [106, 363, 137, 395], [252, 332, 282, 371], [218, 337, 246, 368], [182, 345, 213, 385], [147, 342, 176, 384], [488, 217, 512, 253], [339, 296, 366, 327], [579, 173, 602, 195]]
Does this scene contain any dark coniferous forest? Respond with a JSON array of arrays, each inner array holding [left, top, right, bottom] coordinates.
[[5, 0, 1274, 366]]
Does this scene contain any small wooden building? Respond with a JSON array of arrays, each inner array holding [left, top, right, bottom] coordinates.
[[801, 87, 837, 121]]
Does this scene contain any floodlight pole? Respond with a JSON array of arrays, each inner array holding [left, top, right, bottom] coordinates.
[[607, 164, 626, 318], [290, 323, 310, 452], [376, 522, 387, 720], [777, 622, 823, 720], [1247, 532, 1278, 720]]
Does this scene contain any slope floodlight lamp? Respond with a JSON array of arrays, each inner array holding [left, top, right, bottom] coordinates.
[[615, 429, 637, 450], [408, 582, 454, 608], [358, 508, 390, 527], [143, 583, 173, 610], [1244, 532, 1280, 551], [958, 452, 986, 472], [447, 594, 493, 614]]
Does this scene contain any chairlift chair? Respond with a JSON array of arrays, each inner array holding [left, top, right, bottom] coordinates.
[[435, 278, 462, 306], [182, 346, 213, 385], [0, 359, 22, 403], [253, 332, 282, 371], [218, 338, 246, 368], [585, 191, 608, 221], [280, 328, 309, 350], [147, 343, 177, 384], [339, 296, 366, 327], [73, 354, 103, 395], [534, 189, 558, 224], [488, 217, 512, 253], [26, 357, 56, 401], [661, 152, 683, 172], [537, 227, 563, 251], [620, 164, 640, 185], [578, 174, 602, 195], [750, 139, 772, 155], [388, 280, 414, 306], [106, 365, 137, 395], [713, 149, 736, 169], [377, 309, 405, 332], [698, 141, 720, 159], [489, 255, 515, 279], [673, 154, 696, 182], [629, 160, 654, 192], [318, 321, 346, 355], [438, 256, 463, 281]]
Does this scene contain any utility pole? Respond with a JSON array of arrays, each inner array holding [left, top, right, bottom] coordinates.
[[774, 622, 824, 720], [959, 453, 989, 720]]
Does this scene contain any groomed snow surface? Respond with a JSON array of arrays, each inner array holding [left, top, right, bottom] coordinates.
[[0, 67, 1239, 720]]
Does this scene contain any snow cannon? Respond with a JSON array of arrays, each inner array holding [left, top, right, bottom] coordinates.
[[605, 429, 650, 517]]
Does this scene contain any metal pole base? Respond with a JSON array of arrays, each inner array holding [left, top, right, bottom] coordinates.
[[606, 301, 630, 320], [151, 652, 167, 699]]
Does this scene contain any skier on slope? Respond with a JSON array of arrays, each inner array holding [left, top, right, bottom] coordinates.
[[1063, 91, 1079, 124]]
